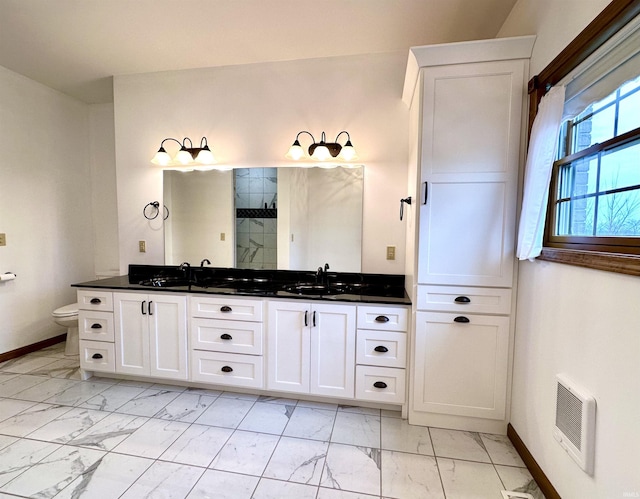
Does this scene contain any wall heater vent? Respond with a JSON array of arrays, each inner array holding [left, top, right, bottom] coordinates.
[[553, 374, 596, 475]]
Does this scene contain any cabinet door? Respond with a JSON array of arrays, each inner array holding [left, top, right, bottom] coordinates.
[[149, 293, 187, 380], [267, 301, 310, 394], [417, 60, 525, 287], [413, 311, 509, 420], [114, 293, 150, 376], [310, 303, 356, 398]]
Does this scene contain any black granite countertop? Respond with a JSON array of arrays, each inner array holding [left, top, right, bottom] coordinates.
[[72, 265, 411, 305]]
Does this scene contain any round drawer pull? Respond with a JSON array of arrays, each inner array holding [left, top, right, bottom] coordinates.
[[91, 353, 103, 359], [221, 366, 233, 373], [220, 306, 232, 313], [374, 315, 390, 323], [374, 345, 389, 353], [454, 296, 471, 304], [454, 316, 470, 323], [90, 298, 102, 305], [373, 381, 387, 389], [90, 323, 103, 329], [220, 333, 233, 340]]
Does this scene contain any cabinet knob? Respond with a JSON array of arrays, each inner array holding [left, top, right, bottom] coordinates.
[[373, 381, 387, 389], [374, 345, 389, 353], [220, 333, 233, 340], [90, 298, 101, 305], [454, 296, 471, 304], [90, 323, 102, 329], [454, 316, 470, 323], [375, 315, 390, 323], [220, 306, 232, 313], [221, 365, 233, 373], [91, 353, 103, 359]]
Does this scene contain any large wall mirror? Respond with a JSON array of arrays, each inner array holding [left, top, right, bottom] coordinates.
[[163, 166, 364, 272]]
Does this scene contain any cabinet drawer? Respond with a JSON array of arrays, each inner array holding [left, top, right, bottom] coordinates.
[[78, 311, 114, 342], [357, 305, 408, 332], [190, 296, 263, 322], [416, 285, 511, 315], [191, 318, 263, 355], [77, 290, 113, 312], [79, 340, 115, 373], [191, 351, 264, 388], [355, 366, 406, 404], [356, 330, 406, 368]]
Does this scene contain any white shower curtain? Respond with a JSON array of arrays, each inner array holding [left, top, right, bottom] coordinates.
[[516, 85, 566, 261]]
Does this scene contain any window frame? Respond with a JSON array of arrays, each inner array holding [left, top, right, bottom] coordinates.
[[545, 126, 640, 254], [528, 0, 640, 276]]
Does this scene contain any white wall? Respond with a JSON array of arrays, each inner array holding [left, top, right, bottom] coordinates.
[[89, 103, 119, 276], [0, 65, 94, 352], [113, 52, 409, 274], [499, 1, 640, 497]]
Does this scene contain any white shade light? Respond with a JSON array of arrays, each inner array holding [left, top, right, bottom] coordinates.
[[285, 141, 305, 160], [311, 144, 331, 161], [150, 137, 220, 170], [286, 130, 359, 166]]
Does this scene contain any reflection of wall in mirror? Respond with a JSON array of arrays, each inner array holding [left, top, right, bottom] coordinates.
[[286, 167, 363, 272], [163, 170, 234, 266]]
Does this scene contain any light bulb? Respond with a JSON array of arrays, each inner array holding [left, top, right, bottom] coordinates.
[[339, 142, 358, 161], [151, 148, 171, 166], [286, 140, 305, 160], [175, 148, 192, 165], [311, 145, 331, 161], [196, 147, 215, 164]]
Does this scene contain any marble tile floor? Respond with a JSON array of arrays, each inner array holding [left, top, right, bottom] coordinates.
[[0, 344, 544, 499]]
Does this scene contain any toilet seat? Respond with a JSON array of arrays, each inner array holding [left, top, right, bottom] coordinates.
[[52, 303, 79, 318]]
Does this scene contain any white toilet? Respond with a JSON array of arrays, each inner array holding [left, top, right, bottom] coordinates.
[[52, 303, 80, 356]]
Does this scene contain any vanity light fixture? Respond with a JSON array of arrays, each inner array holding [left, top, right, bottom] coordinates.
[[151, 137, 217, 170], [286, 131, 358, 162]]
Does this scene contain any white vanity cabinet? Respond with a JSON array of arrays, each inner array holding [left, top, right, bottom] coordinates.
[[78, 289, 116, 373], [114, 292, 187, 380], [355, 305, 408, 405], [189, 295, 265, 389], [267, 300, 356, 398], [403, 36, 535, 432]]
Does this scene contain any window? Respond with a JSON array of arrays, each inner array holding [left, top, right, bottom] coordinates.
[[545, 75, 640, 254]]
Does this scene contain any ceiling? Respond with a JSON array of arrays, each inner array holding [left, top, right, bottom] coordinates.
[[0, 0, 518, 104]]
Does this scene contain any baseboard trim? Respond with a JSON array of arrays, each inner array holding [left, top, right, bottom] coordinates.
[[508, 423, 561, 499], [0, 334, 67, 363]]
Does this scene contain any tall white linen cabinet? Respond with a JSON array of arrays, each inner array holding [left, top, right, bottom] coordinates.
[[403, 36, 536, 434]]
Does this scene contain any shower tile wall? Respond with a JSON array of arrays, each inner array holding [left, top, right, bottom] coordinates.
[[235, 168, 278, 270]]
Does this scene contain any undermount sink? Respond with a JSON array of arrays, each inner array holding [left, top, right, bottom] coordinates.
[[138, 277, 192, 287], [284, 283, 347, 295]]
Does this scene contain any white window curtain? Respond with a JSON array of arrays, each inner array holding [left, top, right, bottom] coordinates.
[[516, 85, 566, 261]]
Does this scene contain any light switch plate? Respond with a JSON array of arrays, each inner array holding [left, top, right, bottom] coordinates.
[[386, 245, 396, 260], [139, 240, 146, 253], [0, 233, 5, 246]]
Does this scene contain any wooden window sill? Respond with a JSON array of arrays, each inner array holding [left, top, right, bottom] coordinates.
[[537, 248, 640, 277]]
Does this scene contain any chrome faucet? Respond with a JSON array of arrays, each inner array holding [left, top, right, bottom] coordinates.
[[200, 259, 211, 267]]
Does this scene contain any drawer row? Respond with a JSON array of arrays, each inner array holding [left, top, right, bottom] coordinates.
[[80, 313, 407, 369], [80, 341, 406, 404], [78, 291, 409, 331]]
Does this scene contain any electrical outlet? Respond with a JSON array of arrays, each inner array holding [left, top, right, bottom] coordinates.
[[0, 233, 5, 246], [139, 240, 146, 253], [386, 245, 396, 260], [220, 232, 225, 241]]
